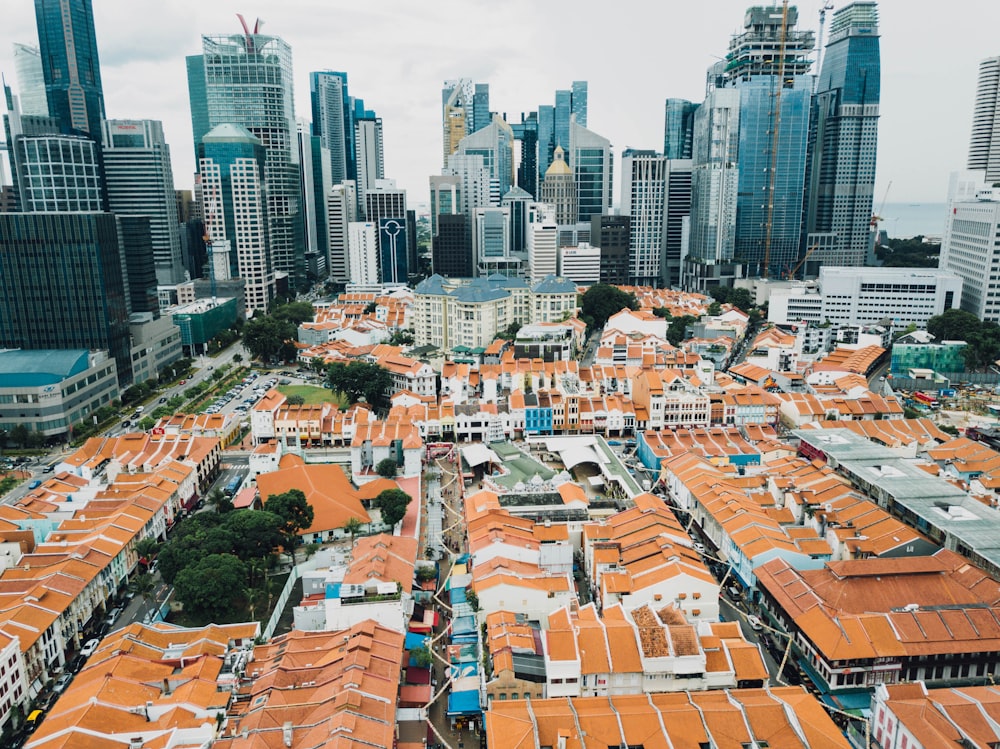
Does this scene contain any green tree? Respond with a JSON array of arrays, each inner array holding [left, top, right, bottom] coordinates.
[[579, 284, 639, 331], [243, 316, 296, 363], [667, 315, 697, 346], [285, 394, 305, 406], [375, 458, 398, 479], [135, 537, 161, 566], [729, 288, 754, 313], [326, 361, 393, 409], [389, 329, 416, 346], [129, 572, 156, 605], [263, 489, 315, 549], [410, 643, 432, 668], [138, 416, 156, 431], [173, 553, 248, 622], [10, 425, 28, 448], [233, 353, 243, 364], [707, 301, 722, 317], [342, 516, 364, 547], [206, 487, 233, 514], [223, 510, 285, 561], [374, 488, 412, 528], [272, 301, 315, 325], [927, 308, 981, 342], [498, 320, 522, 340]]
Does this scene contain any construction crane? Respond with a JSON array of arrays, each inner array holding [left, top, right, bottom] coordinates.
[[200, 179, 220, 301], [762, 0, 790, 280], [814, 1, 835, 90], [784, 244, 820, 280]]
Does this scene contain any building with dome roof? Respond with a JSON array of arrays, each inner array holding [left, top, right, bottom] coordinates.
[[540, 146, 577, 225]]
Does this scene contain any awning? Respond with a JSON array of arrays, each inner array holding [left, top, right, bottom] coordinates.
[[447, 690, 482, 717], [399, 684, 433, 707], [404, 632, 429, 651], [405, 666, 430, 685]]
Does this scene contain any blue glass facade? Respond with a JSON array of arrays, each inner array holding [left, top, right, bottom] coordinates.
[[806, 2, 881, 269], [34, 0, 105, 137], [663, 98, 696, 159], [310, 71, 351, 185], [734, 76, 812, 277]]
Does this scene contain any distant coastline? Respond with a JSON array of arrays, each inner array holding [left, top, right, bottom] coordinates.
[[880, 202, 949, 239]]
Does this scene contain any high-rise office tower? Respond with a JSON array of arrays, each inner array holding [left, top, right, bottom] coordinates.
[[540, 146, 578, 226], [197, 124, 275, 315], [475, 206, 512, 276], [118, 215, 160, 315], [663, 99, 696, 160], [511, 113, 539, 199], [969, 56, 1000, 182], [663, 160, 693, 288], [571, 81, 588, 127], [101, 119, 185, 284], [502, 186, 532, 259], [0, 212, 131, 383], [473, 84, 491, 133], [537, 105, 555, 183], [355, 116, 384, 215], [442, 79, 473, 167], [527, 204, 558, 282], [34, 0, 105, 137], [310, 71, 350, 185], [591, 215, 630, 285], [12, 134, 104, 213], [621, 150, 668, 286], [941, 186, 1000, 321], [444, 152, 493, 263], [12, 43, 48, 117], [728, 6, 814, 278], [364, 179, 406, 281], [187, 24, 304, 285], [347, 221, 378, 285], [454, 116, 515, 203], [568, 118, 613, 223], [378, 218, 409, 284], [326, 180, 356, 284], [429, 175, 468, 277], [684, 88, 740, 290], [805, 2, 880, 272], [297, 119, 331, 277]]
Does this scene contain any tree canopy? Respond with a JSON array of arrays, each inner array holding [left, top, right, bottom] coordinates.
[[926, 309, 1000, 370], [579, 284, 639, 331], [375, 458, 398, 479], [173, 553, 248, 622], [374, 488, 412, 528], [325, 361, 393, 409], [243, 301, 315, 363], [263, 489, 315, 548], [708, 286, 754, 314]]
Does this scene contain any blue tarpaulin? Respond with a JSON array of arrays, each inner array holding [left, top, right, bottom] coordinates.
[[325, 582, 341, 599], [450, 587, 467, 606], [447, 690, 481, 717], [405, 632, 429, 651]]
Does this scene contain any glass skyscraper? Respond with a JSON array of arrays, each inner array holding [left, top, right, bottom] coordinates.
[[970, 56, 1000, 182], [101, 119, 185, 284], [187, 27, 304, 287], [310, 71, 350, 185], [805, 1, 881, 271], [12, 43, 48, 117], [663, 98, 696, 160], [0, 213, 131, 384], [568, 119, 613, 223], [34, 0, 105, 137]]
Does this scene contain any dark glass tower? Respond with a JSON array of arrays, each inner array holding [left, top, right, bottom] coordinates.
[[310, 71, 351, 185], [805, 2, 881, 271], [34, 0, 105, 137], [0, 213, 131, 383], [663, 98, 696, 159]]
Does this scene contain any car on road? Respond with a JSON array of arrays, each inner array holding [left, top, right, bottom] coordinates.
[[105, 607, 122, 627], [159, 397, 168, 404], [747, 614, 763, 631], [52, 673, 72, 694], [80, 638, 100, 657], [692, 542, 707, 555], [179, 379, 187, 385]]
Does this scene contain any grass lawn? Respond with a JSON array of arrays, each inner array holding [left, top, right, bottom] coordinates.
[[277, 384, 346, 407]]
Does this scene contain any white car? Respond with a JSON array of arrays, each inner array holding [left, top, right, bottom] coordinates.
[[80, 638, 100, 657], [747, 614, 763, 631]]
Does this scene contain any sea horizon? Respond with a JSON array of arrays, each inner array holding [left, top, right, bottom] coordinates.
[[880, 202, 949, 240]]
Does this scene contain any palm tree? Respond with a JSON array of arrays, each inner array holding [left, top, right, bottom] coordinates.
[[206, 487, 233, 514], [134, 537, 160, 568], [342, 516, 363, 548]]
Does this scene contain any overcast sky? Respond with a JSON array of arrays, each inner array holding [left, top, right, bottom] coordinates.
[[2, 0, 997, 206]]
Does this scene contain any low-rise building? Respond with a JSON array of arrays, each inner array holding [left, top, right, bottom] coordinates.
[[0, 349, 118, 438], [872, 681, 1000, 749]]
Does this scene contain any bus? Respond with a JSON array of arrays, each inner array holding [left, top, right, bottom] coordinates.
[[913, 391, 940, 409], [224, 473, 243, 497]]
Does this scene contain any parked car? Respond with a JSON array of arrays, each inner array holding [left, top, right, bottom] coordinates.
[[747, 614, 763, 631], [80, 639, 100, 657], [52, 673, 72, 694]]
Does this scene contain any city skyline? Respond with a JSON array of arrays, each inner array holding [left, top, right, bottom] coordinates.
[[1, 0, 997, 209]]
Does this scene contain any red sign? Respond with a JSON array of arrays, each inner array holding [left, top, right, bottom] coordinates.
[[152, 427, 165, 435]]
